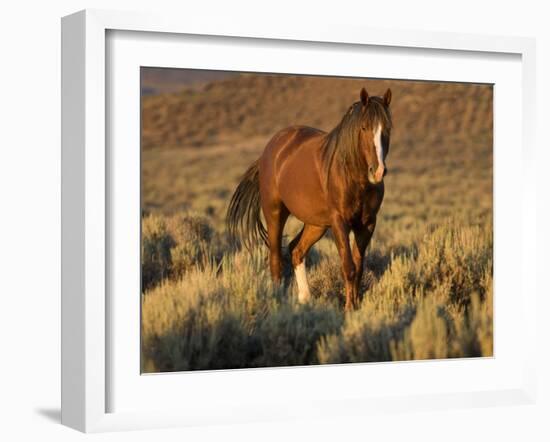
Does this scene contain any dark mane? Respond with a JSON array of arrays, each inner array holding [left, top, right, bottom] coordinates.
[[321, 97, 392, 184]]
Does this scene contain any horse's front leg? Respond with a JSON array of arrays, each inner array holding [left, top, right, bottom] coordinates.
[[331, 215, 357, 311], [351, 219, 377, 303]]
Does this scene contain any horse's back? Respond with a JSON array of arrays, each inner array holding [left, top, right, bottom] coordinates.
[[259, 125, 324, 178], [264, 125, 325, 155], [258, 126, 331, 225]]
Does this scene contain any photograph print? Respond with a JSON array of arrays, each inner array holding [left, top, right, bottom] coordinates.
[[140, 68, 493, 373]]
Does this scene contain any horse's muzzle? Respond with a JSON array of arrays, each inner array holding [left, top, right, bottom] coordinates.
[[369, 165, 386, 183]]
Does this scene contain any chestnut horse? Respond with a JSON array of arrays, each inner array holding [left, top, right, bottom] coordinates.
[[227, 88, 392, 310]]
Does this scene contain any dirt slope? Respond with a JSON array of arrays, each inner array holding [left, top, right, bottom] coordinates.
[[141, 73, 492, 151]]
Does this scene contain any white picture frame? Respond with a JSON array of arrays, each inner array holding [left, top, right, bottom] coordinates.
[[61, 9, 537, 433]]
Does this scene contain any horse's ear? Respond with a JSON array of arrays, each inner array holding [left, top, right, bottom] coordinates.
[[383, 88, 392, 106], [360, 88, 369, 106]]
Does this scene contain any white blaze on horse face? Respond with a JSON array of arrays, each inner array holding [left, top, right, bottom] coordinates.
[[295, 261, 311, 303], [373, 124, 385, 181], [373, 124, 384, 168]]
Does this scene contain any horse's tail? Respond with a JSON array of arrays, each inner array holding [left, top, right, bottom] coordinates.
[[226, 160, 268, 251]]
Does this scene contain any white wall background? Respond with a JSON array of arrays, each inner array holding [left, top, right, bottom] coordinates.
[[0, 1, 547, 440]]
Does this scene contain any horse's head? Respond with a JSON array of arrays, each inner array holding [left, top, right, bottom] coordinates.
[[357, 88, 392, 185]]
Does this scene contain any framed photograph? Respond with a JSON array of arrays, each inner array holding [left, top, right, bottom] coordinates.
[[61, 9, 537, 432]]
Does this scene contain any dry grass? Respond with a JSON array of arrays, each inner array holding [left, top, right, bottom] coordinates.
[[141, 217, 492, 372], [140, 71, 493, 372]]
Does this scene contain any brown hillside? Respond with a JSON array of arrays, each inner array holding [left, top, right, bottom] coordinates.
[[141, 68, 235, 95], [141, 73, 492, 152]]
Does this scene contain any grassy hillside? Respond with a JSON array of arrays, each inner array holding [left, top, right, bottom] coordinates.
[[140, 71, 493, 372]]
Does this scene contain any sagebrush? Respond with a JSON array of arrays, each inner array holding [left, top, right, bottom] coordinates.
[[141, 215, 492, 372]]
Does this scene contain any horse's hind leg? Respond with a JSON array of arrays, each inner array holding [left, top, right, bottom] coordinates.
[[263, 201, 289, 285], [289, 224, 327, 303]]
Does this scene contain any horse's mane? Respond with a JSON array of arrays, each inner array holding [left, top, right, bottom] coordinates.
[[321, 97, 392, 185]]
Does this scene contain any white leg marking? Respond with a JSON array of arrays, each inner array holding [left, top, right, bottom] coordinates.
[[295, 261, 311, 303]]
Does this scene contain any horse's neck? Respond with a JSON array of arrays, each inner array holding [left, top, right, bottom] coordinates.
[[330, 160, 369, 190]]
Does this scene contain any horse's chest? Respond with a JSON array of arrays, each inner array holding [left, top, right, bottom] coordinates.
[[344, 187, 384, 225]]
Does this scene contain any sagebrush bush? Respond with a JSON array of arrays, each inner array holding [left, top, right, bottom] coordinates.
[[317, 222, 493, 364], [142, 216, 493, 371], [390, 296, 449, 361], [317, 302, 415, 364], [166, 213, 214, 278], [142, 248, 278, 371], [308, 253, 375, 306], [413, 221, 492, 307], [141, 270, 250, 371], [141, 213, 216, 291], [141, 214, 174, 291], [253, 303, 343, 367]]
